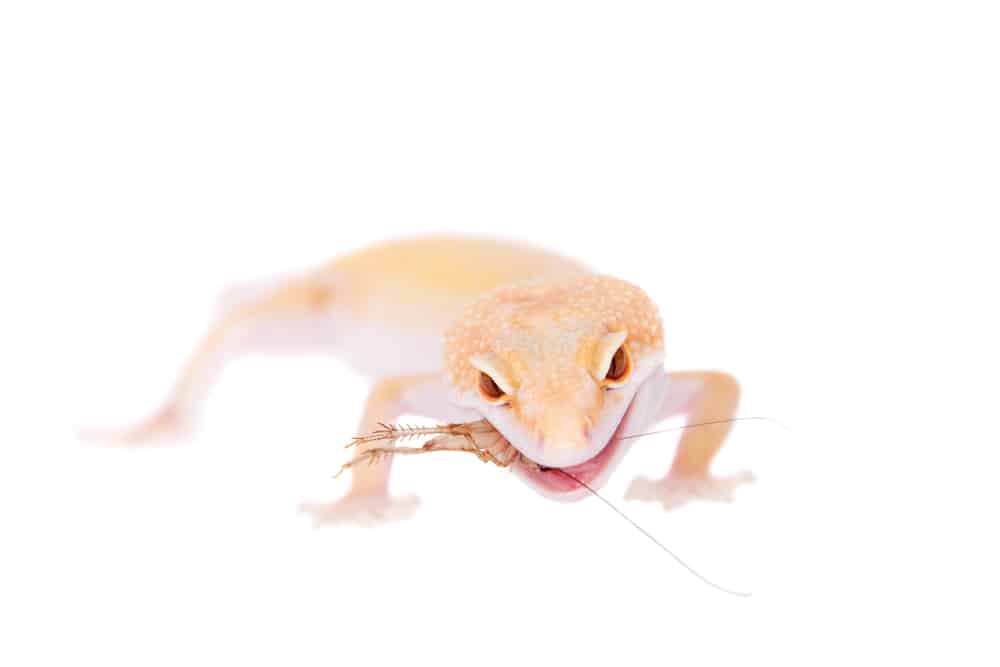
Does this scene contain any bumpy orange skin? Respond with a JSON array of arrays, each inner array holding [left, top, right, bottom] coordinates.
[[443, 274, 665, 449]]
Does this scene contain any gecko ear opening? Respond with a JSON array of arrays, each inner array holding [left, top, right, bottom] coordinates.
[[469, 353, 516, 403], [592, 331, 630, 386]]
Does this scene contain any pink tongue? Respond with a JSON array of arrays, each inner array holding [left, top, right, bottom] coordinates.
[[536, 468, 582, 492], [537, 439, 615, 490]]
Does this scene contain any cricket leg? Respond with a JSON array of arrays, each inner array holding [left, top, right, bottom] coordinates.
[[80, 275, 336, 444], [625, 370, 754, 510], [333, 432, 501, 478], [299, 375, 476, 527]]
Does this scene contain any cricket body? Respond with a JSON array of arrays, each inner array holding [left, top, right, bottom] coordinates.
[[90, 236, 751, 524]]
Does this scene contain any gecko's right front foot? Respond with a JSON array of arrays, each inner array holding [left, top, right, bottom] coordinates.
[[298, 493, 420, 528]]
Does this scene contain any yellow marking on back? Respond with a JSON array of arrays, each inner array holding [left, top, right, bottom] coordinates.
[[314, 236, 590, 327]]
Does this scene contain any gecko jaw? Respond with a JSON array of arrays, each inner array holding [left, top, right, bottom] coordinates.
[[508, 402, 633, 498]]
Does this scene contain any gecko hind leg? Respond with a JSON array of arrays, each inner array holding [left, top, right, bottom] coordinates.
[[80, 274, 337, 445]]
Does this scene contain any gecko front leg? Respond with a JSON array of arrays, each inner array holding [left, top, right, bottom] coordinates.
[[625, 370, 755, 510], [299, 375, 477, 527]]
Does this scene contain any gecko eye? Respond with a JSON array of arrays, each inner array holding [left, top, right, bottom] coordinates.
[[469, 354, 514, 405], [603, 345, 631, 387], [478, 372, 509, 404]]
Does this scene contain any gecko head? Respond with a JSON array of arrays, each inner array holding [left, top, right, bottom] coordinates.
[[444, 274, 665, 498]]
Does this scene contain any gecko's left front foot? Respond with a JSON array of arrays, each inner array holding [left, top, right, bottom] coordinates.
[[625, 470, 756, 511], [298, 493, 420, 528], [78, 404, 192, 446]]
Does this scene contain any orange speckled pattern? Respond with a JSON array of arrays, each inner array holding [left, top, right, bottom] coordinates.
[[444, 274, 665, 442]]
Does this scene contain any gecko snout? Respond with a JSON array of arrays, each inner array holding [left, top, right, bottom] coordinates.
[[527, 415, 599, 468], [506, 371, 605, 468]]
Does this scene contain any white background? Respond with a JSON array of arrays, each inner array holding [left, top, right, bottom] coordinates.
[[1, 1, 997, 665]]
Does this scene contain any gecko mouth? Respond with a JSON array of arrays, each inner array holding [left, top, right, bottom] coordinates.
[[510, 405, 632, 496]]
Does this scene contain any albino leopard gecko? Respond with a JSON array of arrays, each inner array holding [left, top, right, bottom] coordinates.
[[86, 236, 752, 525]]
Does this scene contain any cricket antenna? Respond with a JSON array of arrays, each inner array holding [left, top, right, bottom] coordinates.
[[552, 468, 752, 598]]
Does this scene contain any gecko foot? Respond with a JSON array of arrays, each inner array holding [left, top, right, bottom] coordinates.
[[625, 470, 756, 511], [298, 493, 420, 528], [78, 405, 192, 446]]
